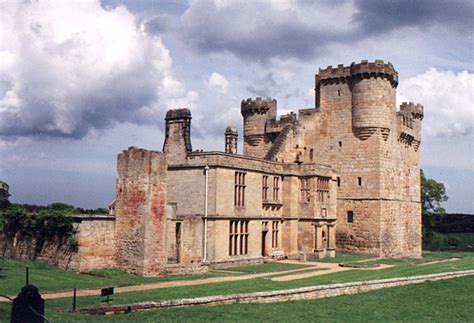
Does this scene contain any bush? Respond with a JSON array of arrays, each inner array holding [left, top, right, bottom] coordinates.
[[0, 208, 77, 248], [447, 236, 461, 248]]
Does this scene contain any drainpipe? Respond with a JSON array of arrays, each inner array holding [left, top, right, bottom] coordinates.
[[203, 164, 209, 263]]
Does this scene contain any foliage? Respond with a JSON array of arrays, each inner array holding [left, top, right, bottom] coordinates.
[[424, 233, 474, 252], [421, 170, 448, 245], [0, 208, 77, 254], [432, 213, 474, 233], [0, 180, 10, 208]]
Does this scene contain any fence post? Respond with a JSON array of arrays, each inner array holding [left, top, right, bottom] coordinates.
[[72, 288, 77, 312]]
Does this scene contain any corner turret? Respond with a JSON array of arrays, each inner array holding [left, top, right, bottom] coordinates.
[[315, 60, 398, 141], [398, 102, 423, 151], [241, 97, 277, 158]]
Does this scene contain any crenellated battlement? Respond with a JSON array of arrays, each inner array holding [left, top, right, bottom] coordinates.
[[241, 97, 277, 117], [316, 60, 398, 87], [400, 102, 424, 120]]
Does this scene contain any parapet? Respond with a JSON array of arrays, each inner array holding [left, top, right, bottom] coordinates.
[[400, 102, 424, 120], [316, 60, 398, 87], [165, 108, 191, 121], [241, 97, 277, 116]]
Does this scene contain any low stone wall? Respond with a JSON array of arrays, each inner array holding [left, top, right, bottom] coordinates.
[[0, 215, 116, 272], [0, 234, 80, 271], [208, 256, 263, 269], [78, 270, 474, 315]]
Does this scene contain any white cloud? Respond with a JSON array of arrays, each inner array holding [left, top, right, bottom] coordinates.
[[206, 72, 229, 94], [0, 1, 194, 138], [398, 68, 474, 138]]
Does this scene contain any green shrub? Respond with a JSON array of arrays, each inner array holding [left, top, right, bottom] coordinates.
[[0, 208, 77, 249]]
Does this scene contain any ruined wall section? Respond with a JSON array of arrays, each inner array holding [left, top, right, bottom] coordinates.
[[115, 147, 168, 276], [75, 216, 116, 272], [0, 216, 115, 272]]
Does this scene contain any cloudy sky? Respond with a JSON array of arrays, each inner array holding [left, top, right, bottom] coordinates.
[[0, 0, 473, 213]]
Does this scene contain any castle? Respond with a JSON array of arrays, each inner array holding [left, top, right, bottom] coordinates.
[[3, 60, 422, 276], [108, 60, 423, 276]]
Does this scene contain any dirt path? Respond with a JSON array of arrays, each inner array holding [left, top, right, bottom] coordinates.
[[0, 265, 318, 302], [0, 259, 395, 301], [272, 260, 392, 282], [416, 257, 461, 266]]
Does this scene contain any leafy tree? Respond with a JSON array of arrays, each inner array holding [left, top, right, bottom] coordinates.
[[48, 202, 77, 215], [421, 170, 448, 244], [0, 180, 10, 208]]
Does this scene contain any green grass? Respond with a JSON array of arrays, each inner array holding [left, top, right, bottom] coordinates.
[[222, 262, 311, 273], [1, 251, 473, 321], [0, 258, 235, 296], [339, 261, 380, 268], [311, 252, 375, 264], [2, 269, 473, 322]]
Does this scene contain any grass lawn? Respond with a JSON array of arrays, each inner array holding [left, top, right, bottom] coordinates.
[[312, 252, 375, 263], [0, 258, 236, 296], [2, 269, 473, 322], [221, 262, 311, 273], [0, 251, 473, 321]]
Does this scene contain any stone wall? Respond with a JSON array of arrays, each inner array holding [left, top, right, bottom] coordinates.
[[74, 215, 116, 272], [0, 234, 80, 271], [0, 215, 115, 272], [115, 147, 168, 276]]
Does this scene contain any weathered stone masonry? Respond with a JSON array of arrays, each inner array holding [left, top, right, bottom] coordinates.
[[4, 60, 423, 276]]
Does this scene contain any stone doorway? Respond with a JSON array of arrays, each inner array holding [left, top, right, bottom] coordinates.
[[262, 231, 268, 257]]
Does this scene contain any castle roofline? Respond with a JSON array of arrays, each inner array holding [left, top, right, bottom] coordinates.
[[169, 150, 334, 177], [316, 60, 398, 87], [241, 97, 277, 116]]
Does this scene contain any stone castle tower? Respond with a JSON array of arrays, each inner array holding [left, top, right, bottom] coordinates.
[[110, 59, 422, 277], [241, 60, 423, 257]]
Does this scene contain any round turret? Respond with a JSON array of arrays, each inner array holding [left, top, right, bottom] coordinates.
[[224, 126, 238, 154], [241, 97, 277, 118], [241, 97, 277, 156], [351, 60, 398, 140]]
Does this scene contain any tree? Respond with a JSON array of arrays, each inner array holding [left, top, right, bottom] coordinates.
[[0, 180, 10, 208], [421, 170, 448, 244]]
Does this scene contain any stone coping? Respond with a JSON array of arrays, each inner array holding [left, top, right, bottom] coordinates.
[[72, 215, 116, 221]]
